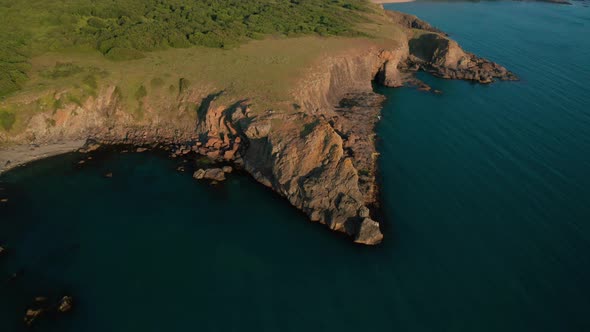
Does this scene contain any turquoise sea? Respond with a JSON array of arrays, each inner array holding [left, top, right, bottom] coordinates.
[[1, 1, 590, 331]]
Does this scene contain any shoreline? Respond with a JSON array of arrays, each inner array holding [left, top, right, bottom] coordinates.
[[0, 140, 87, 175], [371, 0, 416, 3], [0, 8, 517, 245]]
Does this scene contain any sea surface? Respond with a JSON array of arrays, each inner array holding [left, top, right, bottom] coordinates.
[[1, 1, 590, 331]]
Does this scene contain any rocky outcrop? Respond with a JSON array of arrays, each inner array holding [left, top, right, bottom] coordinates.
[[406, 32, 517, 84], [239, 48, 396, 244]]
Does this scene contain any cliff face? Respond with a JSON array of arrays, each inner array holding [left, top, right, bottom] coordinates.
[[240, 47, 406, 244], [0, 10, 517, 245]]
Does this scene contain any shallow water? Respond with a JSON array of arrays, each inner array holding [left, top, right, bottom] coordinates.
[[1, 2, 590, 331]]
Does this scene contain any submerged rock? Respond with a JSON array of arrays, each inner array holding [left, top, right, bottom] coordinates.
[[58, 296, 73, 313], [23, 295, 74, 327], [24, 308, 44, 326]]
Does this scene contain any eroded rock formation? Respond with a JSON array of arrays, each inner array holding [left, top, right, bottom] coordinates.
[[406, 32, 517, 84]]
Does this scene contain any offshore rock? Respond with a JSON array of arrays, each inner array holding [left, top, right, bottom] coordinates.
[[24, 308, 44, 326], [194, 168, 226, 182], [23, 295, 73, 327], [355, 218, 383, 245], [58, 296, 73, 313]]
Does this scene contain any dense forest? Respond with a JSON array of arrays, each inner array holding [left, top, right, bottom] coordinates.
[[0, 0, 372, 98]]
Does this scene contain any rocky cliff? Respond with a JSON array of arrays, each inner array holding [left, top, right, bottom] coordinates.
[[0, 9, 517, 245]]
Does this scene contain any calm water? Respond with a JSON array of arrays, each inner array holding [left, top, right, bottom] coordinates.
[[2, 2, 590, 331]]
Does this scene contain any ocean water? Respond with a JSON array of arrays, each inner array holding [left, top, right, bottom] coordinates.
[[1, 1, 590, 331]]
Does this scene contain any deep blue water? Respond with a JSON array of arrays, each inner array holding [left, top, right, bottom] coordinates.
[[2, 2, 590, 331]]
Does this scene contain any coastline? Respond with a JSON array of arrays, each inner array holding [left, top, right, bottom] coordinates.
[[371, 0, 416, 3], [0, 8, 516, 245], [0, 140, 87, 175]]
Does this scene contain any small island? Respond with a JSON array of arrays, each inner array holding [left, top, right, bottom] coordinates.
[[0, 0, 515, 244]]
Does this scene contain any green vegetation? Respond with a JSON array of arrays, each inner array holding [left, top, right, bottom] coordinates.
[[83, 74, 98, 90], [0, 0, 373, 98], [135, 85, 148, 101], [0, 109, 15, 131], [150, 77, 165, 88], [40, 63, 84, 79]]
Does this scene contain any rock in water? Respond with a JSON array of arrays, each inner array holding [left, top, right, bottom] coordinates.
[[24, 308, 44, 326], [193, 169, 206, 180], [58, 296, 73, 313], [222, 166, 233, 173], [355, 218, 384, 245], [193, 168, 226, 181], [23, 295, 73, 326], [204, 168, 226, 181]]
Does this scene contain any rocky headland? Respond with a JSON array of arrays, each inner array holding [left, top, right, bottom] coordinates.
[[0, 9, 516, 245]]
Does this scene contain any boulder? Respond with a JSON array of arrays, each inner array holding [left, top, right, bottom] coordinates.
[[205, 137, 223, 149], [206, 150, 220, 159], [223, 150, 235, 160], [203, 168, 226, 181], [79, 143, 101, 153], [58, 296, 73, 313], [193, 169, 206, 180], [358, 206, 370, 218], [354, 218, 383, 245], [222, 166, 233, 173], [24, 309, 44, 326], [136, 147, 148, 153]]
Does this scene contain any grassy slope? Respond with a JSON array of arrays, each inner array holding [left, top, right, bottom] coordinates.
[[0, 0, 405, 135], [0, 0, 373, 98]]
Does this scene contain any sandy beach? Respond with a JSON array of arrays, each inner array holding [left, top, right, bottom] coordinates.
[[0, 140, 87, 174]]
